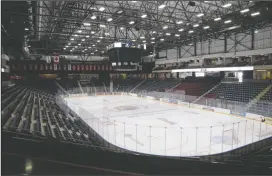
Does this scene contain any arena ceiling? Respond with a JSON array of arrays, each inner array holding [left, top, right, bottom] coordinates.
[[3, 1, 272, 57]]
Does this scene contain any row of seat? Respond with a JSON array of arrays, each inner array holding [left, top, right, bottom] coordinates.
[[1, 84, 97, 145]]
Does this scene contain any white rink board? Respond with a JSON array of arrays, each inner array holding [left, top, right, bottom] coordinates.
[[65, 95, 272, 157]]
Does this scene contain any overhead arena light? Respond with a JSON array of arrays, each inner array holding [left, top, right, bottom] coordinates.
[[99, 24, 106, 28], [78, 43, 81, 46], [214, 17, 221, 21], [88, 46, 91, 48], [166, 33, 171, 36], [92, 44, 95, 46], [91, 15, 96, 19], [160, 38, 164, 41], [254, 30, 258, 33], [70, 50, 73, 52], [151, 37, 155, 40], [74, 34, 78, 37], [91, 31, 95, 34], [77, 30, 82, 33], [82, 39, 85, 41], [162, 25, 168, 29], [142, 40, 146, 43], [83, 23, 91, 26], [140, 36, 145, 39], [178, 28, 184, 32], [188, 30, 194, 33], [176, 20, 183, 24], [70, 38, 74, 40], [91, 53, 94, 54], [65, 45, 68, 47], [129, 21, 135, 24], [132, 39, 136, 42], [152, 31, 157, 34], [86, 35, 90, 38], [141, 14, 147, 18], [251, 12, 260, 17], [158, 4, 166, 9], [193, 24, 199, 27], [224, 20, 232, 24], [226, 25, 241, 30], [97, 40, 100, 42], [75, 46, 78, 48], [151, 41, 155, 43], [203, 26, 210, 29], [68, 43, 71, 45], [99, 7, 105, 11], [222, 3, 232, 8], [105, 32, 109, 36], [240, 9, 249, 13], [107, 18, 113, 22], [63, 48, 66, 50], [116, 10, 124, 14], [132, 1, 137, 2], [197, 13, 204, 17], [120, 27, 124, 30], [175, 34, 180, 37]]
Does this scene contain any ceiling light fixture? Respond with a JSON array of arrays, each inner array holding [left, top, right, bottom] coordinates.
[[254, 30, 258, 33], [99, 24, 106, 28], [71, 38, 74, 40], [193, 24, 199, 27], [175, 34, 180, 37], [151, 41, 155, 43], [132, 39, 136, 41], [162, 25, 168, 29], [105, 33, 109, 36], [214, 17, 221, 21], [158, 4, 166, 9], [77, 30, 82, 33], [78, 43, 81, 46], [188, 30, 194, 33], [224, 20, 232, 24], [140, 36, 145, 39], [116, 10, 123, 14], [107, 18, 113, 22], [160, 38, 164, 41], [74, 34, 78, 37], [86, 35, 90, 38], [25, 28, 29, 31], [203, 26, 210, 29], [82, 39, 85, 41], [151, 37, 155, 40], [91, 31, 95, 34], [240, 9, 249, 13], [129, 21, 135, 24], [99, 36, 103, 39], [120, 27, 124, 30], [141, 14, 147, 18], [68, 43, 71, 45], [176, 21, 183, 24], [99, 7, 105, 11], [91, 15, 96, 19], [83, 23, 90, 26], [251, 12, 260, 17], [178, 28, 184, 32], [222, 3, 232, 8], [197, 13, 204, 17], [166, 33, 171, 36], [92, 44, 95, 46]]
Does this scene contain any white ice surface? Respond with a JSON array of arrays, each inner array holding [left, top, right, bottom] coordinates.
[[64, 95, 272, 157]]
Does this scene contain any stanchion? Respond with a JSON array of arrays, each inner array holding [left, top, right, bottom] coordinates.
[[180, 127, 183, 156], [114, 120, 116, 146], [124, 122, 126, 148], [222, 124, 225, 153], [259, 121, 262, 141], [195, 127, 198, 155], [252, 119, 255, 143], [237, 122, 240, 148], [136, 124, 138, 152], [149, 126, 151, 154], [209, 126, 212, 155], [165, 127, 167, 156], [244, 120, 247, 145]]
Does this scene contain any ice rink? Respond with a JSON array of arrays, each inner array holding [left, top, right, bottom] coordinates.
[[64, 94, 272, 157]]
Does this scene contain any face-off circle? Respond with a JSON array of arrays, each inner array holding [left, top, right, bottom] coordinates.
[[114, 105, 139, 111]]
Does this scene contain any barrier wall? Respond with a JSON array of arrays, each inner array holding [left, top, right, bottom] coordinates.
[[59, 89, 272, 159]]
